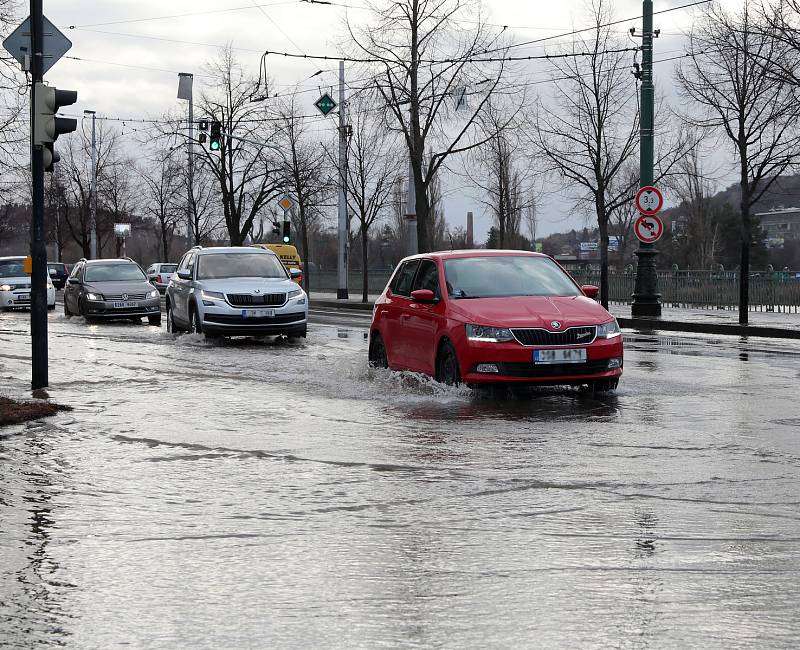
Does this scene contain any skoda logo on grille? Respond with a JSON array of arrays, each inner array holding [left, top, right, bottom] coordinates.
[[550, 320, 562, 329], [121, 293, 128, 301], [254, 289, 261, 294]]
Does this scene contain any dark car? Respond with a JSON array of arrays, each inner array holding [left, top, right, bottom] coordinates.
[[47, 262, 69, 289], [64, 258, 162, 325]]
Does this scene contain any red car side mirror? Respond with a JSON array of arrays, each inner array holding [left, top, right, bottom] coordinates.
[[581, 284, 599, 299], [410, 289, 437, 303]]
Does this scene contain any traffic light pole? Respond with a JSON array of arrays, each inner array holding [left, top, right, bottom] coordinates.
[[30, 0, 47, 389], [631, 0, 662, 318]]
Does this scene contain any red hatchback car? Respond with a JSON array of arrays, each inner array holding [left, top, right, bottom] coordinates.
[[368, 251, 623, 391]]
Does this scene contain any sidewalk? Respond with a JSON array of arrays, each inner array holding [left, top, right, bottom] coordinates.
[[309, 292, 800, 339]]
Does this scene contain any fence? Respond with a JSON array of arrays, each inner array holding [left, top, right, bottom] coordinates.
[[310, 268, 800, 313], [570, 270, 800, 313]]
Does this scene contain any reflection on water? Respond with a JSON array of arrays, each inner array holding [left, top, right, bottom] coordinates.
[[1, 311, 800, 647]]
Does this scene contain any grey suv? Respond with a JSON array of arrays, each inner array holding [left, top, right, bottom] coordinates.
[[165, 246, 307, 338], [64, 258, 162, 324]]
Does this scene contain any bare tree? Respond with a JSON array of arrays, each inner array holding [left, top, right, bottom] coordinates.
[[348, 0, 513, 252], [61, 121, 123, 257], [342, 98, 401, 302], [677, 0, 800, 323], [666, 147, 720, 270], [523, 194, 538, 249], [139, 146, 184, 260], [197, 47, 283, 246], [531, 0, 640, 308], [0, 0, 26, 184], [464, 102, 536, 249], [184, 162, 223, 245], [274, 94, 335, 295]]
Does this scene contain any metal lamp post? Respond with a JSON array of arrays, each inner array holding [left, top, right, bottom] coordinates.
[[631, 0, 662, 318]]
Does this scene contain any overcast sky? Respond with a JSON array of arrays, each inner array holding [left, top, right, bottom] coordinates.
[[39, 0, 740, 241]]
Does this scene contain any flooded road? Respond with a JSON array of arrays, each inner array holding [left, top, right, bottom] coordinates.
[[2, 306, 800, 648]]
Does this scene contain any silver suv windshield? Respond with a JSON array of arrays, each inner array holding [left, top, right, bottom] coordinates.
[[0, 260, 24, 277], [196, 253, 287, 280], [85, 264, 146, 282]]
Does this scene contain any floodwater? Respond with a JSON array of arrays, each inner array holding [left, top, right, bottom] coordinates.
[[2, 307, 800, 648]]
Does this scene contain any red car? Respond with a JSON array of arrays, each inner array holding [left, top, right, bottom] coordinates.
[[368, 251, 623, 391]]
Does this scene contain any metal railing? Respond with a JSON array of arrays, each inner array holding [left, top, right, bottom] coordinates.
[[570, 270, 800, 313], [309, 268, 800, 313]]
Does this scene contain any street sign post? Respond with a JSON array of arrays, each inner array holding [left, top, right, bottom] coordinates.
[[314, 93, 337, 116], [2, 15, 71, 74], [635, 186, 663, 216], [634, 214, 664, 244]]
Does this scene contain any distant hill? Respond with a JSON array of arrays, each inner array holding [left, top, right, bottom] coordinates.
[[713, 174, 800, 212]]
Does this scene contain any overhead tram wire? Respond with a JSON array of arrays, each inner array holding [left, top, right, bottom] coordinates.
[[63, 1, 311, 29], [480, 0, 714, 55]]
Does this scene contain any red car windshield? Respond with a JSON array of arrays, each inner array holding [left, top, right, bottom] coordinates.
[[444, 256, 580, 298]]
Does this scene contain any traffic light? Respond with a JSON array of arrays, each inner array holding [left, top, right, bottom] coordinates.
[[271, 221, 281, 236], [198, 119, 208, 131], [282, 221, 291, 244], [34, 83, 78, 172], [209, 121, 221, 151], [198, 119, 208, 144]]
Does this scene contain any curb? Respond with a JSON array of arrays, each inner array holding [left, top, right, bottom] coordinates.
[[310, 299, 800, 339], [617, 317, 800, 339], [311, 299, 374, 312]]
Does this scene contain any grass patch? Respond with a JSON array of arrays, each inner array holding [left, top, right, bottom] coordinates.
[[0, 396, 72, 427]]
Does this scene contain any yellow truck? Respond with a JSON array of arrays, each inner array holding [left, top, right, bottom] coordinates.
[[252, 244, 303, 284]]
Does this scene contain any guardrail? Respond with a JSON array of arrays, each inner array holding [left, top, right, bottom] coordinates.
[[309, 268, 800, 313]]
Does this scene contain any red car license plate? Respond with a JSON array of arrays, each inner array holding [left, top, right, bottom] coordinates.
[[534, 348, 587, 364]]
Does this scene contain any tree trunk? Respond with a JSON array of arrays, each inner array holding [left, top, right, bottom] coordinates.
[[739, 184, 750, 325], [599, 219, 610, 310], [361, 225, 369, 303]]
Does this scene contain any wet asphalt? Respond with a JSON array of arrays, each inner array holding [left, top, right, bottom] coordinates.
[[1, 300, 800, 648]]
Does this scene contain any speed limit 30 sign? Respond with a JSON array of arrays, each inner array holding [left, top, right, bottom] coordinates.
[[635, 186, 663, 215]]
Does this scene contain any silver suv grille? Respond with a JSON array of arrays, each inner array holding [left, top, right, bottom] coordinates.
[[226, 293, 286, 307], [511, 326, 597, 346]]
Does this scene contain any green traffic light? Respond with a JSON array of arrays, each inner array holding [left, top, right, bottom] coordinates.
[[282, 236, 290, 243], [210, 140, 220, 151]]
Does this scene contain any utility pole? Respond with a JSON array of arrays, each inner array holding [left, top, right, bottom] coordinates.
[[405, 158, 418, 255], [85, 109, 97, 259], [337, 60, 348, 299], [30, 0, 46, 389], [631, 0, 662, 317], [178, 72, 194, 245]]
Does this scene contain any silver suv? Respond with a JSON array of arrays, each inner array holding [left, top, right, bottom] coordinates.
[[165, 246, 308, 338]]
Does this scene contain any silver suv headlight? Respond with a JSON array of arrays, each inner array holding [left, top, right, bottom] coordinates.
[[0, 284, 12, 291], [597, 319, 621, 339], [287, 289, 304, 299], [86, 292, 103, 301], [465, 324, 514, 343], [201, 290, 224, 300]]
